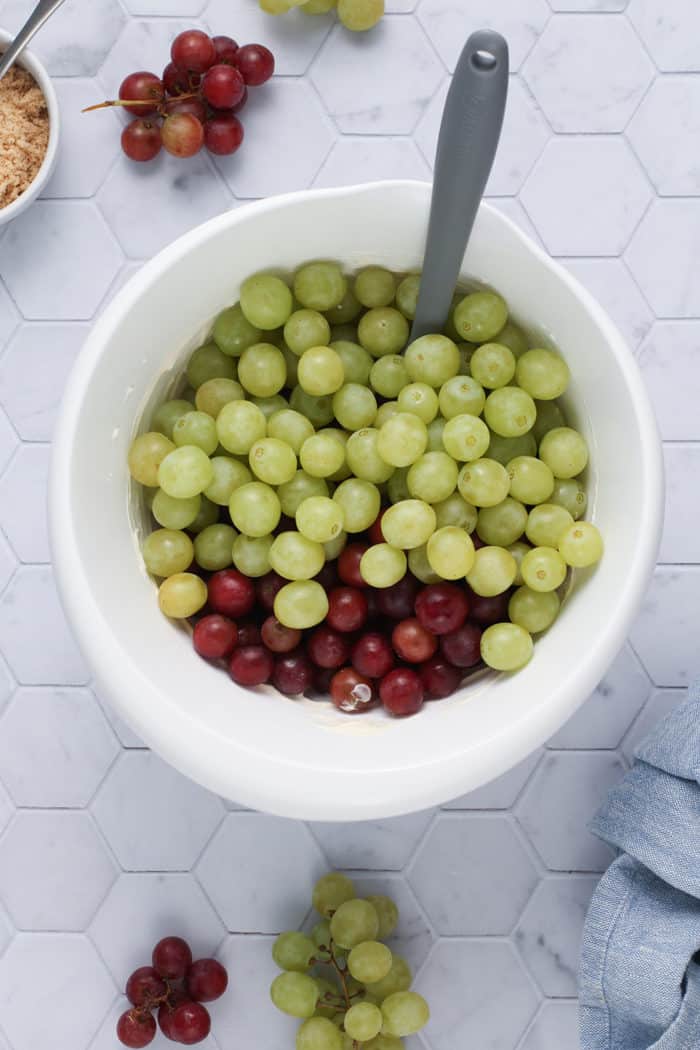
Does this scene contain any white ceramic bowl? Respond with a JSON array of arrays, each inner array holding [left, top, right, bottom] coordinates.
[[50, 181, 663, 821], [0, 28, 60, 226]]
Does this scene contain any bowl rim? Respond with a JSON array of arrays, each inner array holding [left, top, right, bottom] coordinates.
[[0, 27, 60, 225]]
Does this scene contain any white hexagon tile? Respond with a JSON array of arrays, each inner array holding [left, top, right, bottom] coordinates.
[[0, 4, 695, 1050]]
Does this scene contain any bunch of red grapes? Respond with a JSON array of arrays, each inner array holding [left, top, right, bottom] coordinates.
[[116, 936, 228, 1047], [111, 30, 274, 162]]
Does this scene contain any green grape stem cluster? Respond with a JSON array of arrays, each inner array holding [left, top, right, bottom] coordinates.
[[270, 873, 429, 1050]]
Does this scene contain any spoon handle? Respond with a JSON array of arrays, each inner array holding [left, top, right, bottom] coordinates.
[[410, 30, 509, 341], [0, 0, 67, 82]]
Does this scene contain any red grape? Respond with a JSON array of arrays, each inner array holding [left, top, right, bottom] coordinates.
[[193, 614, 238, 660], [187, 958, 229, 1003], [261, 615, 302, 654], [161, 112, 204, 158], [467, 588, 511, 626], [171, 30, 217, 74], [392, 618, 437, 663], [163, 61, 190, 96], [117, 1010, 156, 1048], [152, 937, 192, 981], [170, 1001, 211, 1045], [237, 622, 262, 647], [212, 35, 239, 65], [232, 84, 248, 113], [272, 650, 314, 695], [376, 574, 419, 620], [313, 665, 335, 694], [204, 113, 244, 156], [307, 625, 351, 669], [314, 560, 338, 592], [380, 668, 424, 717], [119, 71, 164, 116], [229, 645, 274, 686], [235, 43, 275, 86], [208, 569, 255, 618], [338, 543, 369, 588], [158, 1001, 179, 1041], [369, 509, 386, 546], [419, 656, 462, 700], [126, 966, 167, 1007], [440, 622, 482, 668], [330, 667, 375, 714], [163, 96, 208, 122], [415, 583, 469, 635], [351, 633, 395, 679], [201, 64, 245, 109], [326, 587, 368, 633], [257, 571, 285, 612], [121, 119, 162, 162]]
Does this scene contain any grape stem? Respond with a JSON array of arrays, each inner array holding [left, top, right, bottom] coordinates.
[[82, 93, 199, 114]]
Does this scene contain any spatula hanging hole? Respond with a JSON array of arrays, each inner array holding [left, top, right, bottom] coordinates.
[[472, 49, 497, 71]]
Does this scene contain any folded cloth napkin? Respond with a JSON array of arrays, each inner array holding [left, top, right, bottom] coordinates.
[[580, 678, 700, 1049]]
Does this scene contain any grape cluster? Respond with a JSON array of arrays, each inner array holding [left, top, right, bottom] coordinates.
[[127, 261, 604, 714], [87, 30, 274, 162], [260, 0, 384, 33], [116, 936, 228, 1047], [271, 873, 429, 1049]]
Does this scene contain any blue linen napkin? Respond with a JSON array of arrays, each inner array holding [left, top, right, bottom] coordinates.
[[579, 678, 700, 1049]]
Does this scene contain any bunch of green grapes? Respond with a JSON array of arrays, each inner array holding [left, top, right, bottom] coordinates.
[[259, 0, 385, 33], [270, 874, 429, 1049]]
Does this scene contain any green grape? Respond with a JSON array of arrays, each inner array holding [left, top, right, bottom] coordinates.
[[252, 394, 289, 419], [194, 523, 236, 571], [457, 341, 477, 375], [261, 0, 297, 14], [509, 586, 560, 633], [273, 932, 316, 973], [360, 544, 407, 588], [270, 531, 325, 581], [370, 355, 409, 399], [152, 490, 200, 530], [427, 526, 476, 579], [433, 492, 478, 533], [466, 546, 517, 596], [457, 458, 510, 508], [151, 400, 194, 441], [268, 409, 315, 454], [366, 896, 398, 939], [230, 482, 281, 536], [290, 386, 335, 427], [270, 972, 319, 1019], [158, 573, 207, 618], [407, 451, 458, 503], [297, 496, 345, 543], [404, 334, 460, 387], [312, 873, 355, 917], [494, 320, 529, 358], [354, 266, 396, 308], [395, 274, 420, 319], [484, 387, 537, 438], [232, 533, 273, 577], [358, 308, 410, 358], [508, 540, 531, 585], [521, 546, 567, 592], [187, 343, 237, 388], [550, 478, 587, 520], [330, 899, 379, 950], [278, 471, 329, 516], [346, 429, 394, 484], [331, 341, 373, 386], [442, 414, 490, 462], [558, 521, 603, 567], [507, 455, 554, 505], [469, 342, 516, 390], [486, 431, 537, 467], [365, 956, 412, 1002], [331, 324, 360, 342], [300, 433, 346, 479], [408, 545, 440, 583], [333, 479, 381, 532], [274, 580, 329, 629], [195, 377, 244, 418], [212, 302, 262, 357], [337, 0, 384, 31], [438, 375, 485, 419], [333, 383, 378, 430], [284, 309, 332, 355], [453, 291, 508, 343], [539, 427, 588, 479], [240, 273, 293, 330], [516, 348, 570, 400], [216, 399, 267, 455], [173, 411, 218, 455], [324, 531, 347, 561], [238, 343, 287, 397], [249, 438, 298, 486], [397, 383, 439, 424], [362, 1037, 403, 1050], [294, 262, 347, 312], [158, 445, 214, 499], [312, 920, 332, 953], [301, 0, 338, 11], [187, 496, 219, 534], [480, 622, 533, 671], [298, 346, 345, 397], [426, 416, 446, 452], [532, 399, 566, 444], [476, 499, 528, 547], [381, 992, 430, 1037], [143, 529, 194, 577], [325, 286, 362, 325], [381, 499, 436, 549], [387, 467, 410, 504], [377, 413, 427, 468], [526, 503, 574, 547], [345, 1003, 382, 1043], [128, 432, 176, 487], [283, 343, 300, 387], [297, 1017, 343, 1050]]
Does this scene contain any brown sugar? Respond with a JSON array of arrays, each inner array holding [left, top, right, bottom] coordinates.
[[0, 65, 50, 210]]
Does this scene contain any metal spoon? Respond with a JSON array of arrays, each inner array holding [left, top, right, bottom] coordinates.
[[0, 0, 66, 82], [411, 30, 509, 341]]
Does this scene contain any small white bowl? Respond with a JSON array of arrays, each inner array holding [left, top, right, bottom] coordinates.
[[49, 181, 664, 821], [0, 28, 60, 226]]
